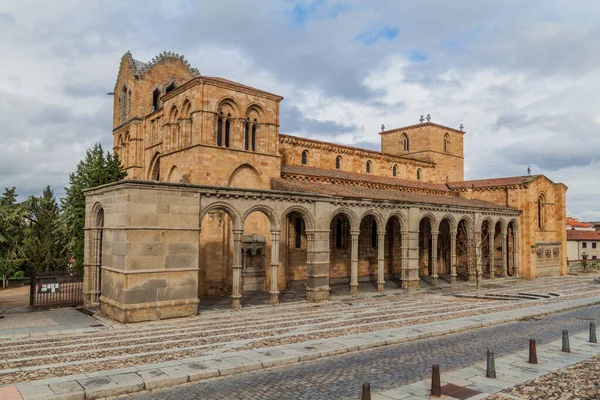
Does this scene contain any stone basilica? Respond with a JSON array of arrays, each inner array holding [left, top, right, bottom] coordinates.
[[83, 52, 568, 323]]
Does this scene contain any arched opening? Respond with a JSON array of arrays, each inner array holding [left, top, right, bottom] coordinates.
[[329, 213, 351, 287], [301, 150, 308, 165], [228, 164, 262, 189], [167, 166, 181, 183], [149, 153, 161, 181], [456, 219, 470, 280], [366, 161, 372, 173], [359, 215, 379, 288], [384, 215, 403, 286], [152, 88, 161, 111], [402, 133, 409, 152], [392, 165, 398, 177], [492, 221, 503, 278], [417, 169, 422, 180], [438, 218, 452, 278], [507, 221, 517, 276], [181, 100, 192, 147], [336, 156, 341, 169], [480, 220, 492, 278], [285, 212, 308, 290], [418, 217, 433, 281], [88, 206, 104, 306], [444, 133, 450, 153]]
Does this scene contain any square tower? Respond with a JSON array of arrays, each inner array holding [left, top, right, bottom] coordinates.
[[380, 121, 464, 182]]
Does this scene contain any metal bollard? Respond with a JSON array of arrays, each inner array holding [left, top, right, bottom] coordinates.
[[361, 382, 371, 400], [486, 350, 496, 378], [528, 338, 537, 364], [562, 330, 570, 353], [431, 364, 442, 397], [590, 322, 597, 344]]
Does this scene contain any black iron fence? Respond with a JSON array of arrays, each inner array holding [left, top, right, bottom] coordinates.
[[29, 270, 84, 309]]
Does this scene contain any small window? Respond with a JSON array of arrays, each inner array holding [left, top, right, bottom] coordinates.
[[417, 169, 421, 180], [244, 121, 250, 151], [224, 117, 230, 148], [402, 134, 409, 152], [336, 156, 341, 169], [366, 161, 371, 173], [583, 242, 587, 248], [444, 133, 450, 153], [165, 81, 176, 94], [593, 256, 597, 260], [302, 150, 308, 165], [392, 165, 397, 177], [152, 89, 161, 111], [217, 118, 223, 146], [593, 242, 597, 249], [371, 222, 377, 248], [295, 218, 302, 249], [537, 195, 544, 229], [251, 122, 256, 151]]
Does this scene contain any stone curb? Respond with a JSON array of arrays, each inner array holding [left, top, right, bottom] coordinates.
[[11, 296, 600, 400]]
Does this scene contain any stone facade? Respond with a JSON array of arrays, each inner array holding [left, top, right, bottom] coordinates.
[[83, 51, 568, 323]]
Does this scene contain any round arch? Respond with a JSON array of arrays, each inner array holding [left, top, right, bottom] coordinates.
[[330, 208, 359, 232], [90, 202, 105, 228], [494, 217, 507, 234], [384, 211, 407, 232], [438, 214, 457, 232], [358, 209, 385, 231], [148, 152, 161, 181], [281, 206, 315, 231], [227, 163, 263, 188], [244, 103, 265, 119], [479, 216, 495, 231], [181, 98, 192, 118], [199, 202, 243, 231], [418, 212, 438, 230], [215, 96, 241, 116], [242, 204, 280, 231]]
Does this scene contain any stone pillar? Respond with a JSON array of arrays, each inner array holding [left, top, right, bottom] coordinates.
[[350, 231, 359, 296], [502, 234, 508, 277], [489, 233, 495, 280], [377, 231, 385, 293], [83, 228, 101, 307], [232, 229, 243, 310], [270, 230, 280, 305], [513, 229, 520, 278], [306, 228, 331, 302], [402, 207, 421, 289], [450, 230, 457, 284], [431, 231, 439, 286]]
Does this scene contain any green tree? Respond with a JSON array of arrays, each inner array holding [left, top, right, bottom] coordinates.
[[0, 189, 27, 288], [61, 144, 126, 270], [23, 186, 68, 272], [0, 187, 17, 206]]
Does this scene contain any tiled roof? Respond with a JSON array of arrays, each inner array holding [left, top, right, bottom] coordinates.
[[203, 77, 283, 99], [280, 165, 450, 193], [272, 179, 516, 210], [447, 175, 541, 189], [567, 230, 600, 241], [566, 217, 594, 229], [380, 121, 465, 135]]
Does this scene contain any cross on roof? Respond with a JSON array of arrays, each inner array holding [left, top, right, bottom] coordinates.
[[459, 124, 464, 131], [419, 115, 424, 123], [426, 114, 431, 122], [381, 124, 385, 132]]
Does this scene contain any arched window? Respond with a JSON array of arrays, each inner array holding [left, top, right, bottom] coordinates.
[[336, 156, 341, 169], [224, 115, 230, 148], [417, 169, 422, 180], [302, 150, 308, 165], [538, 195, 545, 229], [119, 85, 130, 123], [295, 218, 302, 249], [402, 133, 409, 152], [244, 119, 250, 151], [252, 119, 257, 151], [444, 133, 450, 153], [392, 165, 397, 177], [165, 81, 177, 94], [366, 161, 372, 173], [152, 89, 161, 111], [217, 117, 223, 147]]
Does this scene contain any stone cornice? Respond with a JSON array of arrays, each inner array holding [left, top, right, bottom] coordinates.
[[380, 121, 465, 135]]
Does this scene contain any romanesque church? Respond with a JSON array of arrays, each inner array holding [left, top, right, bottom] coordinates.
[[83, 52, 567, 323]]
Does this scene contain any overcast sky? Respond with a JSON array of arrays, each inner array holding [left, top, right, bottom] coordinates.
[[0, 0, 598, 219]]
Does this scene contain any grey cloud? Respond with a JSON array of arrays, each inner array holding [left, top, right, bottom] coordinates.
[[280, 104, 359, 136]]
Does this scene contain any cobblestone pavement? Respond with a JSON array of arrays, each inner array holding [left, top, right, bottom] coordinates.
[[490, 354, 600, 400], [133, 304, 599, 400]]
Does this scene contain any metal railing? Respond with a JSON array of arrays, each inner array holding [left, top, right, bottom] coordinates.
[[29, 270, 84, 309]]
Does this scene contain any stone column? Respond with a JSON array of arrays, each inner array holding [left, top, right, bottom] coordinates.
[[232, 229, 243, 310], [83, 228, 101, 307], [270, 230, 280, 305], [403, 207, 422, 289], [489, 234, 495, 280], [502, 234, 508, 277], [306, 229, 331, 302], [431, 231, 439, 286], [400, 230, 410, 287], [377, 231, 385, 293], [513, 229, 520, 278], [350, 231, 359, 296], [450, 230, 457, 284]]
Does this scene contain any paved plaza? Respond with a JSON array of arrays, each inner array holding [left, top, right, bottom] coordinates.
[[0, 275, 598, 399]]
